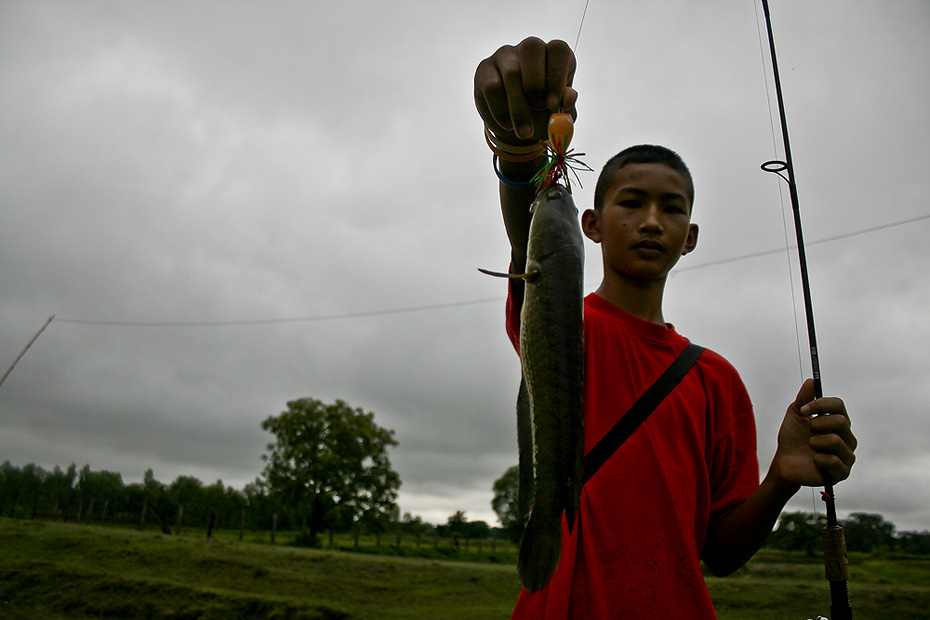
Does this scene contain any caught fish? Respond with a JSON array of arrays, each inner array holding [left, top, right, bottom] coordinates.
[[514, 185, 585, 592], [478, 112, 589, 592]]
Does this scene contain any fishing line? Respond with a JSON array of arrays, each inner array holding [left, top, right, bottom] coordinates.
[[54, 297, 503, 328], [753, 0, 806, 383], [757, 2, 853, 616], [754, 0, 818, 519], [573, 0, 592, 52]]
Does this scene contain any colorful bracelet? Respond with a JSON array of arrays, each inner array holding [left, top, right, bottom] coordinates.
[[484, 126, 546, 162], [493, 154, 539, 190]]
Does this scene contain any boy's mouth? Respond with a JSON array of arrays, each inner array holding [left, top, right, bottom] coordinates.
[[632, 239, 665, 253]]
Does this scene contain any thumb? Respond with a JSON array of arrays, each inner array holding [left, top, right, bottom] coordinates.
[[791, 378, 816, 414]]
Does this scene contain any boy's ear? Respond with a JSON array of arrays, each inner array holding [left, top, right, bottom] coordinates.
[[682, 223, 699, 256], [582, 209, 602, 243]]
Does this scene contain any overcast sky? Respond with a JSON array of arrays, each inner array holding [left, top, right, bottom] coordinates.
[[2, 0, 928, 532]]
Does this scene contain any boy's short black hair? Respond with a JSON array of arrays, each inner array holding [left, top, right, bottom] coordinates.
[[593, 144, 695, 211]]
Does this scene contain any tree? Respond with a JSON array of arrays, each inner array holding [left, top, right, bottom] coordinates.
[[897, 530, 930, 554], [768, 511, 826, 556], [260, 398, 400, 544], [141, 469, 171, 534], [45, 464, 77, 519], [76, 466, 124, 525], [843, 512, 895, 553], [492, 465, 525, 542]]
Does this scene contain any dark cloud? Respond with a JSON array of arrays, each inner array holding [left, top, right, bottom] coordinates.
[[2, 0, 928, 531]]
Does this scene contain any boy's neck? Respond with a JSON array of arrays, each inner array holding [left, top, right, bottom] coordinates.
[[594, 276, 668, 325]]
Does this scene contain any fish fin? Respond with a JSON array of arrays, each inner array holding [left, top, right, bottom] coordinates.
[[518, 511, 562, 593], [477, 267, 540, 282], [477, 268, 511, 278], [516, 377, 535, 523], [564, 446, 583, 535], [564, 398, 585, 535]]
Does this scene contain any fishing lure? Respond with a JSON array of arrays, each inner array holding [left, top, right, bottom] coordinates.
[[532, 112, 593, 193]]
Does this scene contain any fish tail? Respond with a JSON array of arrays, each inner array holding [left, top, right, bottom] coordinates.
[[518, 511, 562, 593]]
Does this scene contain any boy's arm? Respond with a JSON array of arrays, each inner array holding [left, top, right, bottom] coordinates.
[[703, 379, 857, 576], [498, 156, 545, 277], [474, 37, 577, 280]]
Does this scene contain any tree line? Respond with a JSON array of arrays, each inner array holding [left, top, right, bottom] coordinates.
[[764, 511, 930, 555], [6, 394, 928, 556], [0, 397, 499, 545], [490, 464, 930, 556], [0, 460, 501, 543]]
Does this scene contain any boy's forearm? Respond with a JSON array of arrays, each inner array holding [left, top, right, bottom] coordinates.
[[498, 155, 545, 273], [702, 470, 800, 577]]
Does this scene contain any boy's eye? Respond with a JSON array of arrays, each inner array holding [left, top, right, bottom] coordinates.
[[618, 200, 641, 209]]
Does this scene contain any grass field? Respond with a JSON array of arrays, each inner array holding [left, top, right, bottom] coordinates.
[[1, 518, 928, 619]]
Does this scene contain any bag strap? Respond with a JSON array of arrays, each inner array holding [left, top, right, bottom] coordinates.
[[582, 343, 706, 485]]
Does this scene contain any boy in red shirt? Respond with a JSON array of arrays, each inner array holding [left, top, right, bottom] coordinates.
[[474, 37, 858, 618]]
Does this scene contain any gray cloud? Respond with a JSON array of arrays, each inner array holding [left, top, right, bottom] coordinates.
[[2, 0, 929, 532]]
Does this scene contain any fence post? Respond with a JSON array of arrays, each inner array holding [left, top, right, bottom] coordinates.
[[206, 509, 217, 538], [139, 499, 147, 530], [175, 504, 184, 536], [99, 499, 109, 527]]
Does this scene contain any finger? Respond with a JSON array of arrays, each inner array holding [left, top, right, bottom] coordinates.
[[562, 86, 579, 119], [790, 378, 817, 412], [810, 413, 858, 452], [544, 39, 576, 112], [812, 450, 855, 483], [518, 36, 548, 112], [493, 38, 546, 140], [475, 54, 513, 133], [800, 396, 849, 420], [810, 431, 856, 464]]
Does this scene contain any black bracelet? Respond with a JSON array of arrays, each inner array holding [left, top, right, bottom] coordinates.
[[493, 155, 538, 190]]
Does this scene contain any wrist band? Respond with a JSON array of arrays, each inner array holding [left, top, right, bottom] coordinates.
[[494, 154, 539, 190], [485, 126, 546, 162]]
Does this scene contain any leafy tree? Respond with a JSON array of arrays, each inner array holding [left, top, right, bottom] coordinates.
[[76, 466, 124, 524], [168, 475, 204, 531], [141, 469, 171, 533], [1, 462, 23, 517], [45, 464, 78, 519], [842, 512, 895, 553], [243, 478, 282, 531], [201, 480, 246, 529], [260, 398, 400, 544], [897, 530, 930, 554], [19, 463, 46, 519], [768, 511, 826, 556], [400, 512, 428, 536], [492, 465, 525, 542]]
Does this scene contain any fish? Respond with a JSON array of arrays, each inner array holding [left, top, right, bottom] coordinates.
[[514, 185, 585, 593]]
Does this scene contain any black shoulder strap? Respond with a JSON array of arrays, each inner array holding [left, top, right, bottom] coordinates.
[[582, 343, 705, 485]]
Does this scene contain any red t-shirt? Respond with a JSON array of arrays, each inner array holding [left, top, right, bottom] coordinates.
[[508, 292, 759, 619]]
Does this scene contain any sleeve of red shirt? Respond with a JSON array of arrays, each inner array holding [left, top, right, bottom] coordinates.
[[703, 352, 760, 528], [505, 269, 523, 356]]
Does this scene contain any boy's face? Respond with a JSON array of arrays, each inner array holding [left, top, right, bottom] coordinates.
[[582, 162, 699, 283]]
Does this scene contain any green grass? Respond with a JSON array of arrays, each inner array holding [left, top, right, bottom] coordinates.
[[706, 551, 930, 619], [0, 519, 518, 620], [1, 519, 929, 619]]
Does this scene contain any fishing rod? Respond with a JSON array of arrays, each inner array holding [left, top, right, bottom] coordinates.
[[758, 1, 852, 618]]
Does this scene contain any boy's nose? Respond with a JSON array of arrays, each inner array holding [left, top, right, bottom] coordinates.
[[639, 205, 663, 233]]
